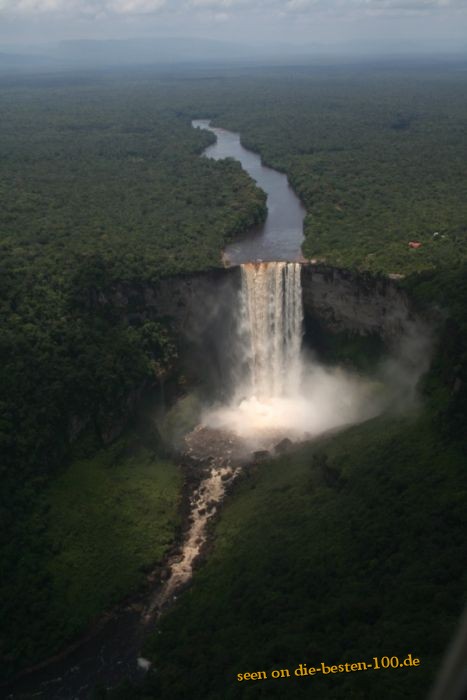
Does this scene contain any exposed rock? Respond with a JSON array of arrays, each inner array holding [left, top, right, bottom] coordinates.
[[301, 263, 413, 343], [70, 262, 421, 451], [253, 450, 270, 462], [184, 425, 249, 465], [137, 657, 152, 671], [274, 437, 293, 454]]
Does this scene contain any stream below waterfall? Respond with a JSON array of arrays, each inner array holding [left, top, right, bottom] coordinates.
[[6, 458, 240, 700], [7, 122, 309, 700]]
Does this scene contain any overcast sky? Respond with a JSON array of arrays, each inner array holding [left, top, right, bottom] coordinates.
[[0, 0, 466, 51]]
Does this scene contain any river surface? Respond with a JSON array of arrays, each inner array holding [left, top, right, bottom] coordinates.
[[6, 459, 238, 700], [192, 119, 305, 264], [6, 121, 305, 700]]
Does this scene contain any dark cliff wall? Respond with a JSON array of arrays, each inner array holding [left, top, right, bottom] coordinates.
[[90, 266, 242, 402], [92, 264, 412, 346], [92, 267, 239, 332], [79, 263, 416, 446], [301, 264, 413, 343]]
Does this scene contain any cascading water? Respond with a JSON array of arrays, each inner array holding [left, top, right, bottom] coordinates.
[[146, 265, 305, 619], [200, 259, 383, 454], [239, 262, 303, 398]]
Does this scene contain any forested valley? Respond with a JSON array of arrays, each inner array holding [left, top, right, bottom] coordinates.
[[1, 62, 467, 699], [0, 76, 266, 681]]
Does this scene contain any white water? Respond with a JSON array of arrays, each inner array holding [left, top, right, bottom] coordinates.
[[146, 463, 238, 617], [149, 261, 429, 616], [203, 261, 383, 451], [240, 261, 303, 397]]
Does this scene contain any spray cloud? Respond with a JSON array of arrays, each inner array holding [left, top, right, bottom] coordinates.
[[200, 261, 430, 455]]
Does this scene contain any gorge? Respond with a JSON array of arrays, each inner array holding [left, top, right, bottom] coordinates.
[[3, 64, 466, 700], [7, 123, 431, 700]]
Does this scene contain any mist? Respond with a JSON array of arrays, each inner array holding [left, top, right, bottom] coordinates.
[[1, 0, 466, 74], [1, 37, 466, 76], [186, 263, 433, 459]]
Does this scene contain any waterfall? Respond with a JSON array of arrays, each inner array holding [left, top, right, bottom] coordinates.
[[240, 262, 303, 398], [202, 259, 381, 451]]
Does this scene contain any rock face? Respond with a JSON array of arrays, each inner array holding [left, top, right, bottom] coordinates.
[[274, 437, 293, 454], [300, 264, 413, 343], [86, 267, 242, 398], [90, 264, 413, 345], [87, 262, 417, 404], [77, 262, 417, 446], [86, 267, 239, 335]]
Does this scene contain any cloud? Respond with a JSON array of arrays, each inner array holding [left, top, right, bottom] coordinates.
[[284, 0, 322, 10], [190, 0, 235, 6], [111, 0, 166, 13], [0, 0, 66, 11], [359, 0, 462, 8], [0, 0, 167, 14], [0, 0, 464, 18]]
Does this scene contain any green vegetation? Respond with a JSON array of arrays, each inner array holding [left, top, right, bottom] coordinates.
[[0, 80, 266, 279], [119, 258, 466, 700], [200, 67, 467, 275], [0, 78, 266, 478], [132, 417, 466, 700], [47, 442, 180, 633], [102, 253, 467, 700], [0, 79, 265, 673], [99, 63, 467, 696], [1, 437, 181, 677], [1, 63, 467, 696], [0, 75, 266, 681]]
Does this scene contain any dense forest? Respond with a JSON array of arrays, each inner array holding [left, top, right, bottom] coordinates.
[[1, 62, 467, 698], [112, 418, 467, 700], [0, 77, 266, 682], [185, 65, 467, 276]]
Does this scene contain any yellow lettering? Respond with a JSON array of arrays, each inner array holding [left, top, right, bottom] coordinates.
[[238, 653, 417, 683]]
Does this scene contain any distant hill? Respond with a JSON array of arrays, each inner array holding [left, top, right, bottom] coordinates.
[[0, 37, 271, 72], [1, 36, 466, 75]]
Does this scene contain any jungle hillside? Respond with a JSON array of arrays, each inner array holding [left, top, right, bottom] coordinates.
[[1, 61, 467, 700]]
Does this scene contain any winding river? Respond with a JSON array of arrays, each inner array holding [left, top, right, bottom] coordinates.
[[7, 121, 306, 700], [193, 119, 305, 263]]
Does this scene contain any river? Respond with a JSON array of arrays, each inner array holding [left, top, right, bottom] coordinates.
[[6, 460, 239, 700], [6, 122, 306, 700], [192, 119, 305, 263]]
